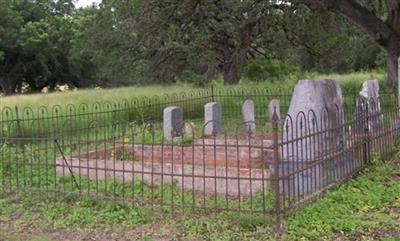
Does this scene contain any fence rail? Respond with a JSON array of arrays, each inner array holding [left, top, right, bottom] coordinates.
[[1, 86, 396, 137], [0, 87, 399, 224]]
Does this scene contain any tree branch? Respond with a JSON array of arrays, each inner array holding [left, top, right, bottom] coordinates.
[[386, 0, 400, 32], [303, 0, 395, 47]]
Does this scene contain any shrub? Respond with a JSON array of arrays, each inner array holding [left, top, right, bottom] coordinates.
[[244, 58, 298, 82]]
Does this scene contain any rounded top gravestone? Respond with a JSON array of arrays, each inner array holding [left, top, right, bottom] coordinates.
[[280, 79, 345, 197], [356, 79, 382, 131], [163, 106, 183, 140], [268, 99, 280, 123], [204, 102, 223, 135], [242, 99, 256, 133]]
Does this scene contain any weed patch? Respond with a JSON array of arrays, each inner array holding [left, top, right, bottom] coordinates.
[[286, 159, 400, 240]]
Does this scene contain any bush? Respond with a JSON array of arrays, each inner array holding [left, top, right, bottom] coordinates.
[[180, 71, 212, 87], [244, 58, 298, 82]]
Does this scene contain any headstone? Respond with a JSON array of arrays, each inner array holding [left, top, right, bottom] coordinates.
[[357, 80, 382, 131], [242, 99, 256, 132], [359, 79, 379, 100], [279, 79, 345, 197], [184, 122, 195, 135], [204, 102, 223, 135], [268, 99, 281, 123], [163, 106, 183, 140]]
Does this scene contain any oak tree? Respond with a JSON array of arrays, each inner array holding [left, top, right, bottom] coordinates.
[[302, 0, 400, 88]]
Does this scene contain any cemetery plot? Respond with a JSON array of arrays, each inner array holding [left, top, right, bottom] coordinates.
[[55, 136, 275, 196], [2, 78, 399, 216]]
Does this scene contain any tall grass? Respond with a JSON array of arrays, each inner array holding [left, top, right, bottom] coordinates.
[[308, 71, 387, 93], [0, 84, 199, 110], [0, 71, 387, 110]]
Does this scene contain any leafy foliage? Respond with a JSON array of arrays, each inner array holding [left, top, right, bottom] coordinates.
[[0, 0, 76, 94], [0, 0, 388, 95], [244, 58, 298, 82]]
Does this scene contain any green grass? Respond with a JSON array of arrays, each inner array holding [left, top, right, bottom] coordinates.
[[0, 71, 387, 110], [0, 83, 200, 110], [0, 151, 399, 240], [285, 157, 400, 240], [307, 71, 387, 93]]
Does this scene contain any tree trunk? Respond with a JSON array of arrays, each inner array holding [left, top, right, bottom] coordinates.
[[387, 51, 398, 91], [386, 36, 400, 91], [0, 77, 15, 96], [222, 31, 252, 85], [222, 59, 242, 85]]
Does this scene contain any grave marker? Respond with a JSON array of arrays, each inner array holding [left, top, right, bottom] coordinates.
[[204, 102, 223, 135], [163, 106, 183, 140], [280, 79, 345, 196], [268, 99, 281, 123], [242, 99, 256, 132]]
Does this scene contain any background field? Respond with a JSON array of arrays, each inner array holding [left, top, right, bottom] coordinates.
[[0, 71, 386, 110]]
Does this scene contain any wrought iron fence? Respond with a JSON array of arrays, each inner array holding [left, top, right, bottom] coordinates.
[[1, 86, 396, 138], [0, 87, 399, 224], [0, 120, 277, 215], [274, 97, 399, 215]]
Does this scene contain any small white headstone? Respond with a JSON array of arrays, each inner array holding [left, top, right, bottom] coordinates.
[[204, 102, 223, 135], [184, 122, 195, 135], [268, 99, 281, 122], [163, 106, 183, 140], [358, 79, 382, 131], [242, 99, 256, 132]]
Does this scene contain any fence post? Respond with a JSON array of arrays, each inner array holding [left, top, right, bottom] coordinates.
[[211, 85, 215, 102], [272, 106, 282, 233], [363, 101, 370, 164], [14, 106, 24, 138], [397, 56, 400, 114]]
